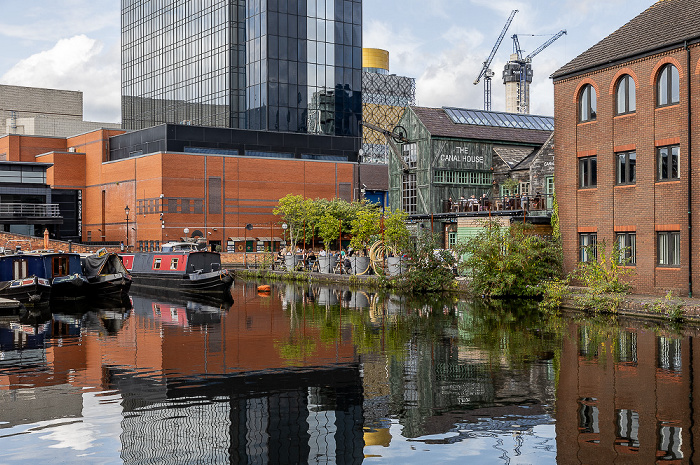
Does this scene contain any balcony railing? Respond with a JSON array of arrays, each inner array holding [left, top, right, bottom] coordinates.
[[0, 203, 62, 218], [442, 194, 554, 214]]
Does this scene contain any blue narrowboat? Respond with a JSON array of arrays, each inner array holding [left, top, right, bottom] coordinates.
[[0, 251, 88, 304]]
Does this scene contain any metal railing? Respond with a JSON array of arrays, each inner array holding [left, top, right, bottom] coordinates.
[[0, 203, 62, 218], [442, 194, 554, 214]]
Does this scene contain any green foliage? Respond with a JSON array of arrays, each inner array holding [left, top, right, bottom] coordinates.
[[572, 240, 633, 313], [551, 191, 560, 241], [460, 221, 562, 297], [349, 207, 381, 251], [273, 194, 307, 246], [382, 208, 410, 255], [317, 213, 341, 251], [539, 276, 571, 314], [644, 291, 684, 322], [396, 232, 458, 293]]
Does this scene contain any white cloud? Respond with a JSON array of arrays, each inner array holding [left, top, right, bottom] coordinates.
[[0, 35, 120, 123]]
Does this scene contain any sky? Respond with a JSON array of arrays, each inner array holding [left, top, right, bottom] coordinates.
[[0, 0, 653, 123]]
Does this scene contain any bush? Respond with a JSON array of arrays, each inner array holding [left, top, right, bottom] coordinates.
[[396, 232, 458, 293], [460, 221, 562, 297]]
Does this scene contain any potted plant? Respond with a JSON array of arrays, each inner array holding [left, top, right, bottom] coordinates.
[[349, 207, 380, 275], [316, 213, 340, 273], [383, 208, 410, 276]]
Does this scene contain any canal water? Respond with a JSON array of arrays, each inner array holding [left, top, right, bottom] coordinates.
[[0, 281, 693, 464]]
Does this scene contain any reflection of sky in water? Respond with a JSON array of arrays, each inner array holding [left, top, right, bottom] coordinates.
[[365, 419, 556, 464], [0, 391, 124, 464]]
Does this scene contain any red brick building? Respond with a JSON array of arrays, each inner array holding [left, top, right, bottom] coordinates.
[[552, 0, 700, 295], [0, 125, 359, 252]]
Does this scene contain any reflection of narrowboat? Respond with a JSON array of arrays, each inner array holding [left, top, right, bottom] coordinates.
[[81, 249, 132, 300], [121, 242, 233, 299], [0, 252, 88, 304]]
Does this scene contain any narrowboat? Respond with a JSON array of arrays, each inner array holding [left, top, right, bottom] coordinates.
[[121, 242, 233, 300], [81, 249, 132, 300], [0, 251, 88, 304]]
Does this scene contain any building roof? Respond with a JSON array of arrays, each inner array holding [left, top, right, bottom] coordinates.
[[493, 147, 535, 169], [552, 0, 700, 80], [410, 106, 551, 145]]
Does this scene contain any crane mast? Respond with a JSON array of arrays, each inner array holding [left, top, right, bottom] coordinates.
[[473, 9, 518, 111], [503, 30, 567, 114]]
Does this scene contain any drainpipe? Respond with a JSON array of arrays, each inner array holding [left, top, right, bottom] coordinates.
[[687, 41, 693, 298]]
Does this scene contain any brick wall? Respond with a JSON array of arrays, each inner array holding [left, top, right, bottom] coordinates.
[[554, 45, 700, 295], [0, 231, 120, 254]]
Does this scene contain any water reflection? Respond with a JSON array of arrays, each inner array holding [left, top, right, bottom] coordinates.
[[2, 282, 697, 463]]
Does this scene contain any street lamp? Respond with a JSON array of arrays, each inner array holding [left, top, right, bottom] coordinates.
[[125, 205, 130, 250]]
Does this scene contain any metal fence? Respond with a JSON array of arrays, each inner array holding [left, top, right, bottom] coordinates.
[[0, 203, 61, 217]]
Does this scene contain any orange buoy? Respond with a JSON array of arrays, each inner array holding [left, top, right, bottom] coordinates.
[[257, 284, 271, 293]]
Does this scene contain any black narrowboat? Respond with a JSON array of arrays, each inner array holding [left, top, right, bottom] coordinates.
[[121, 242, 233, 300], [80, 250, 132, 300]]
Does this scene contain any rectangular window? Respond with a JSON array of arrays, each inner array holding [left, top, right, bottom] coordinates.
[[52, 257, 69, 277], [402, 172, 417, 214], [616, 151, 636, 185], [433, 170, 492, 185], [658, 231, 680, 266], [616, 232, 636, 265], [657, 145, 680, 181], [12, 259, 28, 280], [154, 258, 162, 269], [579, 156, 597, 188], [579, 233, 597, 262], [170, 258, 179, 269], [403, 143, 417, 169], [448, 231, 456, 249]]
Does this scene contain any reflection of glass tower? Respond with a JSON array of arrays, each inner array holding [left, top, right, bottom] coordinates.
[[121, 0, 362, 137], [361, 48, 416, 164]]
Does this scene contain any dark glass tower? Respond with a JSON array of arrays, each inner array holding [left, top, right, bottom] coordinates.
[[121, 0, 362, 137]]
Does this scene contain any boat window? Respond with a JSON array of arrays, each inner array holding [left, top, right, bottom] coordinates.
[[170, 258, 179, 270], [13, 259, 27, 279], [52, 257, 69, 277], [154, 258, 162, 270]]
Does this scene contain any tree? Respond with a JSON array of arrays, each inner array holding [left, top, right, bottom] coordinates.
[[350, 207, 381, 252], [273, 194, 306, 247], [383, 208, 410, 255]]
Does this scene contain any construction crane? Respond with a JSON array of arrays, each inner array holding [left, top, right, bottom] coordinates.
[[503, 30, 567, 114], [473, 9, 518, 111]]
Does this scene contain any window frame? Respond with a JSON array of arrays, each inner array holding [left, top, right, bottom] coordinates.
[[657, 144, 680, 181], [579, 84, 597, 123], [656, 64, 680, 108], [616, 232, 636, 265], [657, 231, 680, 267], [615, 74, 636, 116], [616, 150, 636, 185], [579, 233, 597, 263], [579, 156, 597, 189]]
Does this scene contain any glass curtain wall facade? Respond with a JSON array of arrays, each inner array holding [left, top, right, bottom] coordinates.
[[121, 0, 243, 130], [122, 0, 362, 137]]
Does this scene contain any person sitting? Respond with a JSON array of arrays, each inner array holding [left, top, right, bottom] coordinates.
[[468, 195, 479, 211], [459, 196, 467, 212]]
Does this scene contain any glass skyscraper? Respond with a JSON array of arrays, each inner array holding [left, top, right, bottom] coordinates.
[[121, 0, 362, 137]]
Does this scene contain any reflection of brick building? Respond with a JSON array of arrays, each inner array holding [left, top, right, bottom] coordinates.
[[552, 0, 700, 295], [0, 125, 359, 250], [557, 321, 695, 463]]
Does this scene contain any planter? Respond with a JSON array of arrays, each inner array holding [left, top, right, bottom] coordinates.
[[284, 254, 301, 270], [350, 256, 371, 275], [317, 254, 337, 273], [387, 256, 407, 276]]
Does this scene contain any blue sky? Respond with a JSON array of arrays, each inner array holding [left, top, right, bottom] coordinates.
[[0, 0, 652, 123]]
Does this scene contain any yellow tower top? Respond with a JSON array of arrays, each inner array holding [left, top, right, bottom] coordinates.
[[363, 48, 390, 72]]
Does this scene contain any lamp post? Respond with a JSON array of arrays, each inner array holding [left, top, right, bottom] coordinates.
[[125, 205, 130, 250]]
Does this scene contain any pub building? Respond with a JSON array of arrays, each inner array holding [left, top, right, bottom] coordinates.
[[390, 106, 555, 248]]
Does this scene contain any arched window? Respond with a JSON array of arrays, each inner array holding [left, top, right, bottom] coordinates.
[[657, 64, 680, 107], [579, 84, 597, 122], [615, 75, 636, 115]]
